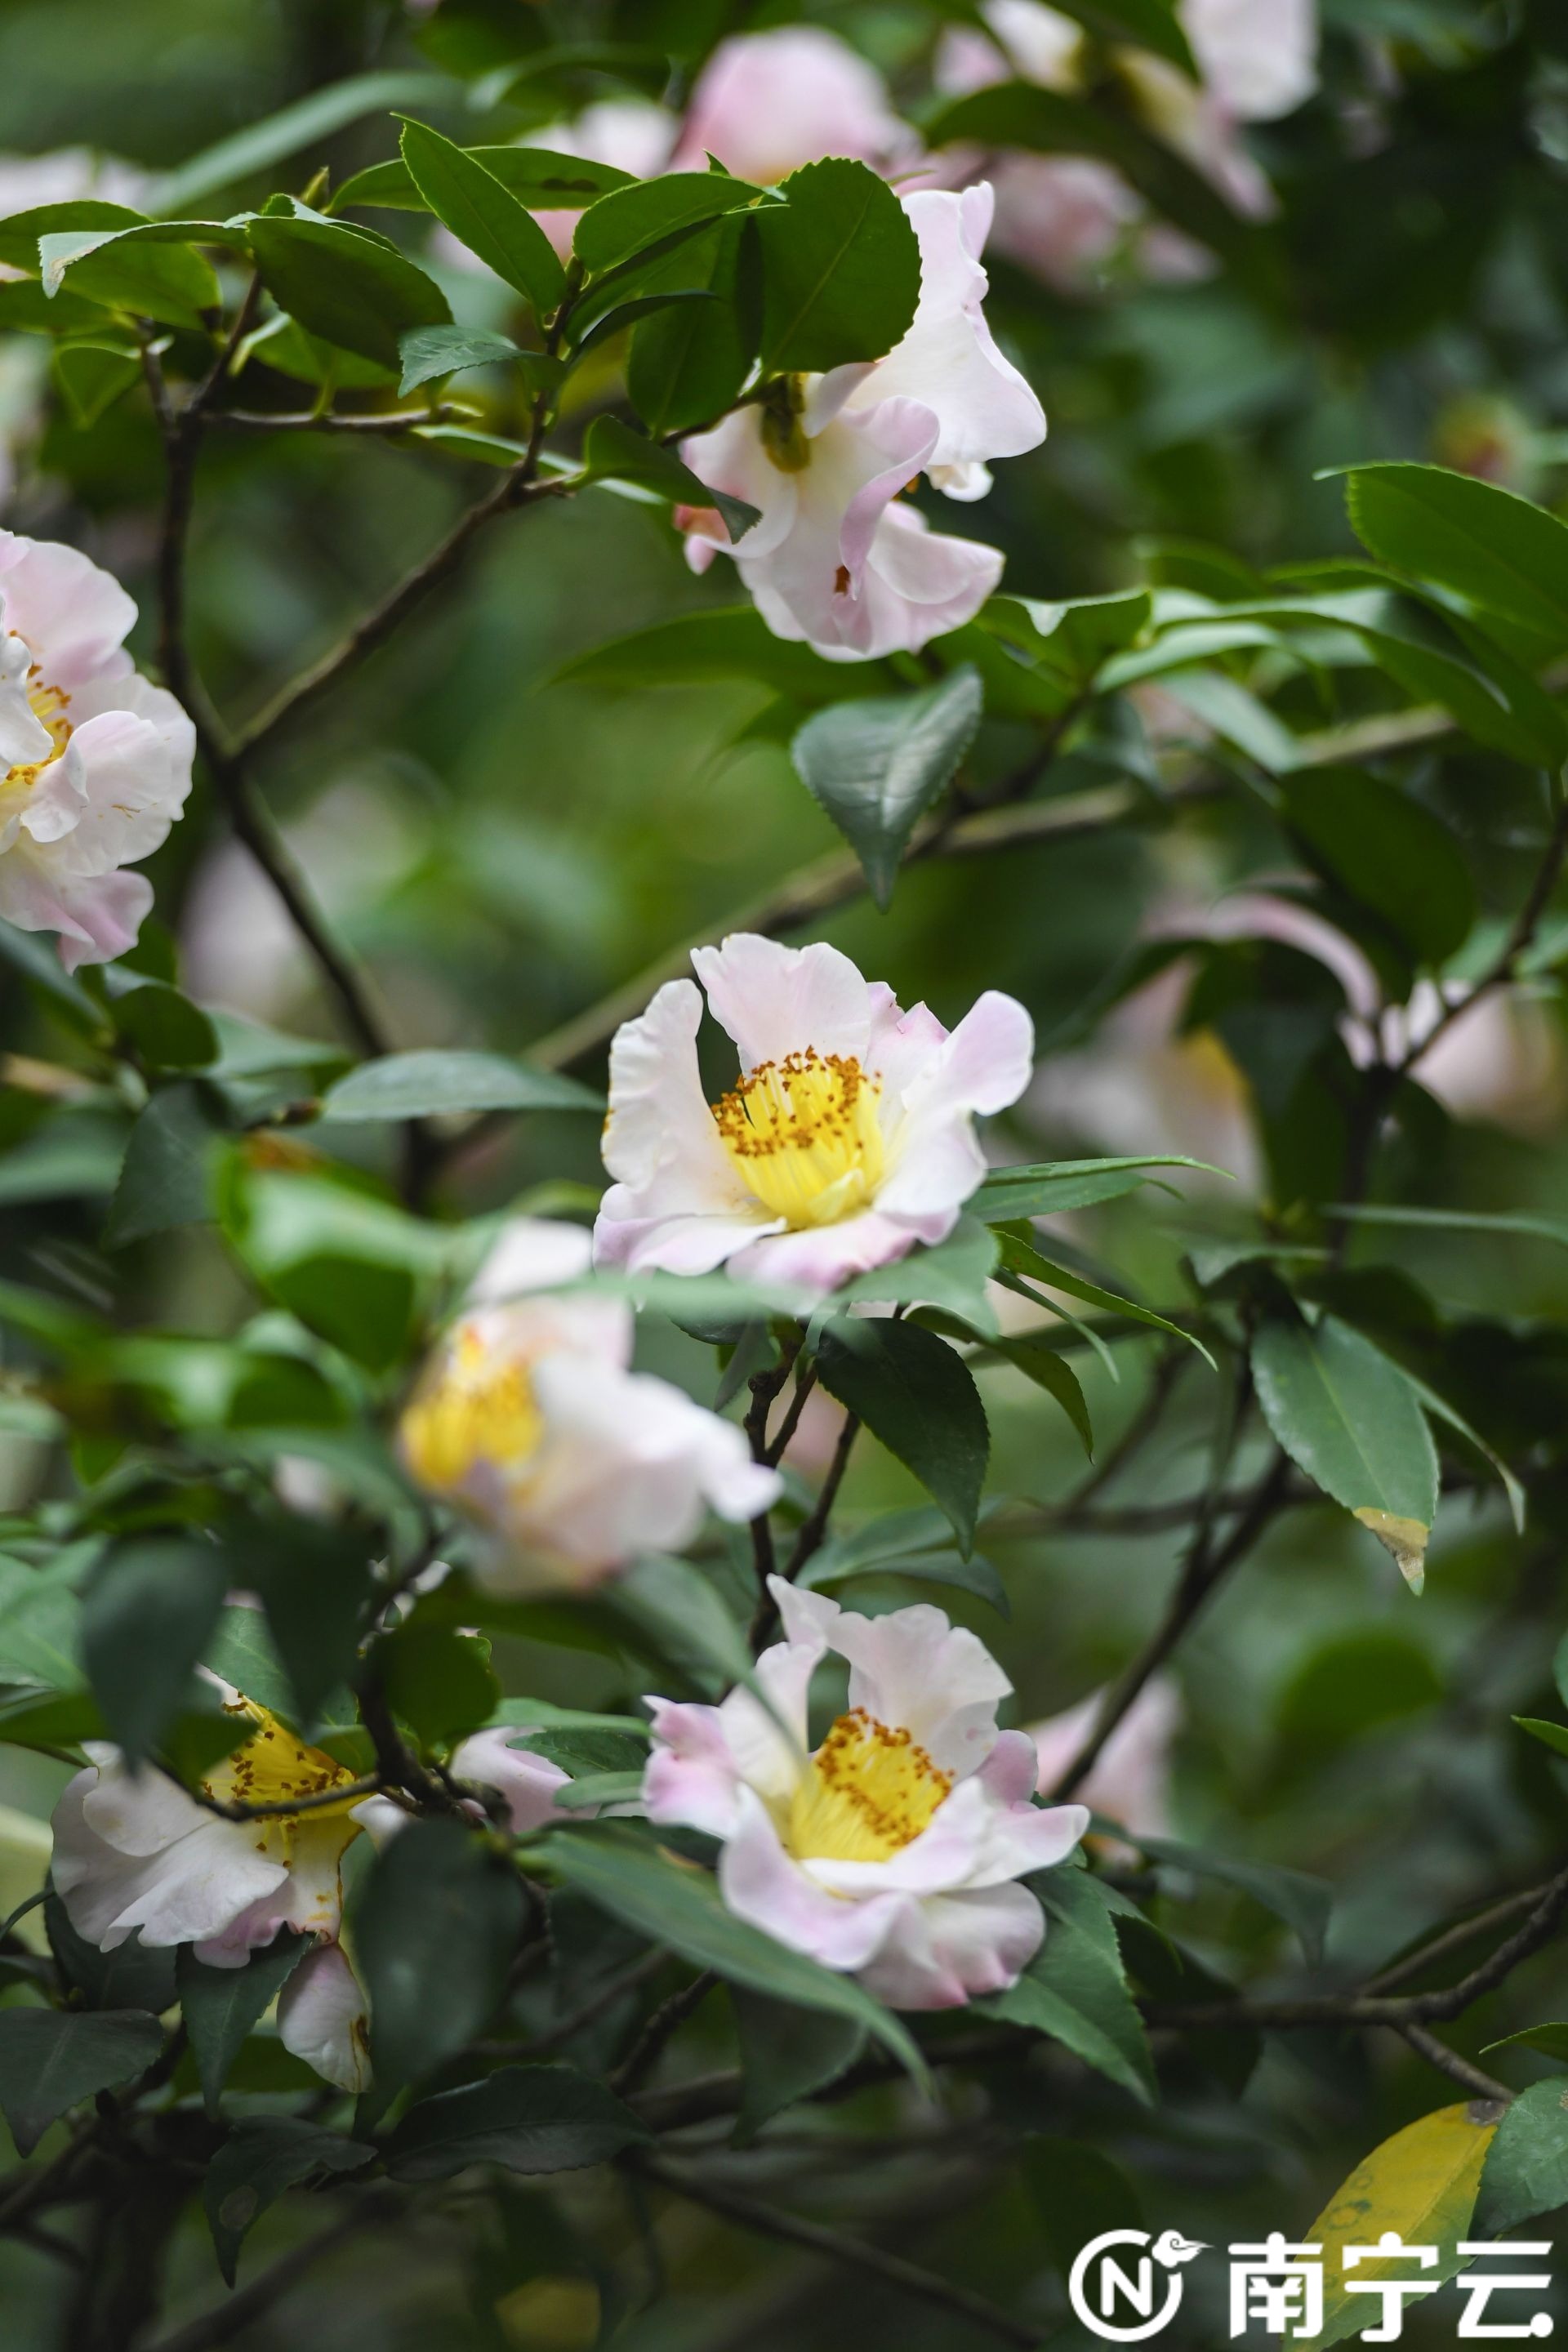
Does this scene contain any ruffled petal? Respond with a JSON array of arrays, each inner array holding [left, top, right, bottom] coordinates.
[[856, 1880, 1044, 2009], [691, 933, 880, 1071], [0, 531, 136, 688], [831, 1598, 1011, 1779], [642, 1698, 745, 1838], [595, 978, 765, 1271]]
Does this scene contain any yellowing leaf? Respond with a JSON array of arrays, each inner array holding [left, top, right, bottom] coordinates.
[[1353, 1508, 1432, 1594], [1307, 2100, 1502, 2346]]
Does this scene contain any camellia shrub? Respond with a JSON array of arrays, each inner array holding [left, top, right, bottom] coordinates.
[[3, 2, 1568, 2347]]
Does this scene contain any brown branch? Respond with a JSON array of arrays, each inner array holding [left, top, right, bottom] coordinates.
[[1396, 2023, 1510, 2105], [158, 1760, 384, 1823], [1365, 1884, 1550, 1994], [632, 2154, 1041, 2349]]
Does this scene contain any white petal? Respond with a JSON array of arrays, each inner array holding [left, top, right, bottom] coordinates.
[[719, 1785, 908, 1971], [856, 1880, 1044, 2008], [276, 1941, 372, 2092], [451, 1726, 577, 1833], [831, 1598, 1011, 1778], [595, 978, 762, 1269], [0, 531, 136, 689], [691, 933, 884, 1071]]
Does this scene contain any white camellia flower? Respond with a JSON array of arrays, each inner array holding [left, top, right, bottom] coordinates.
[[0, 532, 194, 969], [594, 933, 1035, 1297], [679, 185, 1045, 658], [399, 1217, 779, 1592], [644, 1577, 1088, 2007], [51, 1683, 375, 2091]]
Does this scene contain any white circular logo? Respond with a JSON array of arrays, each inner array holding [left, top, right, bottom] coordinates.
[[1068, 2230, 1200, 2343]]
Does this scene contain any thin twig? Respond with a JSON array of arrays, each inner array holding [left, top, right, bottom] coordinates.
[[158, 1760, 384, 1823], [612, 1971, 719, 2096], [634, 2154, 1041, 2348], [1396, 2023, 1511, 2105], [1365, 1884, 1550, 1993]]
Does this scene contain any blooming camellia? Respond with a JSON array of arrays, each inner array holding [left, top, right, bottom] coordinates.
[[594, 933, 1034, 1296], [399, 1217, 778, 1590], [670, 25, 914, 185], [50, 1690, 583, 2091], [0, 532, 193, 968], [680, 185, 1045, 659], [644, 1578, 1088, 2007]]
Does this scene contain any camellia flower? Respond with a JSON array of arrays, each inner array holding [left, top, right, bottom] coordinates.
[[399, 1217, 778, 1591], [644, 1578, 1088, 2007], [594, 933, 1035, 1296], [1027, 1675, 1181, 1842], [0, 532, 194, 969], [51, 1684, 375, 2091], [670, 25, 914, 185], [679, 185, 1045, 658]]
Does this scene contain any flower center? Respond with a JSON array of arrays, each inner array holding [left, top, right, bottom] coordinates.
[[400, 1324, 545, 1494], [786, 1707, 952, 1865], [5, 672, 72, 791], [712, 1049, 886, 1228], [203, 1696, 362, 1861]]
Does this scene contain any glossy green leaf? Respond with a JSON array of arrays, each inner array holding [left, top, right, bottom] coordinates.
[[732, 1989, 865, 2146], [791, 666, 983, 908], [385, 2062, 649, 2181], [51, 338, 140, 425], [0, 2007, 164, 2155], [38, 223, 220, 327], [573, 171, 770, 277], [816, 1320, 990, 1552], [581, 413, 758, 545], [1252, 1315, 1440, 1590], [627, 213, 759, 438], [203, 2116, 373, 2284], [973, 1156, 1225, 1222], [399, 118, 566, 314], [357, 1819, 528, 2086], [1280, 767, 1476, 968], [248, 209, 450, 370], [757, 157, 921, 372], [1339, 462, 1568, 648], [176, 1931, 311, 2120], [1475, 2078, 1568, 2234], [321, 1049, 600, 1122], [396, 322, 524, 394], [79, 1538, 229, 1763], [375, 1621, 498, 1745], [980, 1869, 1154, 2103], [336, 145, 636, 214], [104, 1082, 226, 1250]]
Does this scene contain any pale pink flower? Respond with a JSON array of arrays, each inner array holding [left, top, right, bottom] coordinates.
[[594, 933, 1035, 1298], [1182, 0, 1318, 122], [0, 532, 193, 969], [681, 184, 1044, 657], [400, 1218, 777, 1592], [1027, 1675, 1181, 1840], [645, 1579, 1085, 2007], [50, 1686, 372, 2091], [670, 27, 913, 185]]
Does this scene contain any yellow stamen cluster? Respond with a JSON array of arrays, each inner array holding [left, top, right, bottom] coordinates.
[[203, 1695, 360, 1862], [712, 1048, 886, 1228], [787, 1707, 952, 1865], [400, 1322, 544, 1495], [6, 671, 72, 791]]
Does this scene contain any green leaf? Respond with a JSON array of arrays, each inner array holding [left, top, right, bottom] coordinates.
[[396, 322, 524, 395], [146, 70, 460, 215], [51, 339, 140, 426], [790, 668, 983, 909], [357, 1819, 528, 2086], [1133, 1834, 1332, 1963], [375, 1621, 498, 1745], [1513, 1716, 1568, 1760], [552, 605, 875, 702], [816, 1321, 989, 1552], [581, 413, 758, 546], [1339, 462, 1568, 650], [758, 158, 921, 373], [385, 2062, 649, 2181], [336, 145, 635, 214], [0, 200, 143, 272], [107, 977, 218, 1072], [596, 1552, 753, 1698], [0, 1548, 88, 1693], [979, 1870, 1154, 2104], [1307, 2105, 1499, 2347], [203, 2116, 373, 2285], [1474, 2078, 1568, 2234], [1023, 2137, 1144, 2278], [544, 1823, 926, 2081], [38, 224, 220, 328], [46, 1895, 179, 2014], [247, 210, 450, 372], [225, 1172, 442, 1372], [399, 117, 566, 315], [176, 1931, 312, 2120], [216, 1517, 376, 1731], [1252, 1314, 1440, 1591], [995, 1227, 1214, 1365], [986, 1333, 1095, 1456], [1482, 2023, 1568, 2066], [79, 1539, 229, 1764], [104, 1082, 225, 1250], [321, 1049, 601, 1122], [627, 213, 759, 438], [574, 172, 770, 277], [831, 1218, 1000, 1336], [1280, 768, 1476, 968], [0, 2008, 164, 2156], [1325, 1204, 1568, 1252], [973, 1155, 1224, 1222], [732, 1989, 864, 2146]]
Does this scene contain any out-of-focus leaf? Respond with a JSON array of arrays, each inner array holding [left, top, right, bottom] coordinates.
[[357, 1819, 528, 2086], [51, 338, 140, 425], [1482, 2023, 1568, 2066], [1326, 1205, 1568, 1251], [147, 71, 459, 214], [545, 1823, 925, 2079], [399, 118, 566, 315], [757, 158, 920, 372], [321, 1050, 600, 1122], [1023, 2138, 1145, 2278], [553, 606, 881, 701], [1133, 1833, 1333, 1962], [203, 2116, 373, 2285], [1512, 1716, 1568, 1760], [581, 413, 757, 544], [816, 1320, 989, 1552], [0, 2008, 164, 2155], [1252, 1314, 1440, 1590], [790, 667, 982, 908], [973, 1156, 1225, 1222], [1049, 0, 1196, 69], [177, 1931, 311, 2120], [248, 209, 450, 371], [376, 1620, 498, 1745], [1307, 2104, 1499, 2346], [596, 1553, 752, 1697], [1280, 767, 1475, 967], [46, 1896, 178, 2015], [385, 2063, 648, 2180], [79, 1537, 229, 1763], [104, 1082, 226, 1249], [732, 1989, 865, 2146]]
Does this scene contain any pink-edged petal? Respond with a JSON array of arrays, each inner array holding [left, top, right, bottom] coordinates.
[[1027, 1674, 1181, 1837], [831, 1599, 1010, 1778], [0, 531, 136, 688], [692, 933, 883, 1071], [719, 1786, 906, 1971], [842, 501, 1004, 658], [729, 1209, 919, 1296], [595, 977, 761, 1263], [670, 25, 908, 184], [276, 1940, 372, 2092], [451, 1726, 577, 1833], [594, 1206, 783, 1279], [642, 1698, 745, 1838], [857, 1880, 1044, 2009], [680, 412, 798, 563]]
